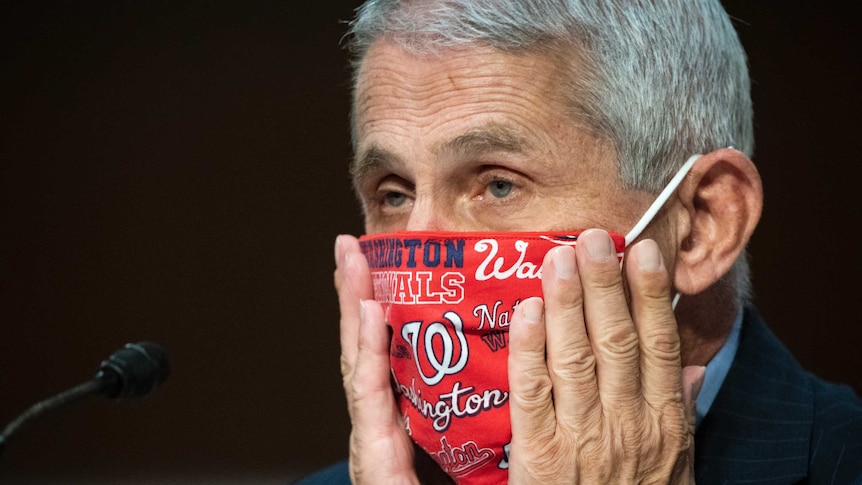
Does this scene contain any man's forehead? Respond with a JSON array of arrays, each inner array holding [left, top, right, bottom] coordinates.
[[350, 39, 615, 183], [355, 42, 575, 130], [353, 40, 572, 111]]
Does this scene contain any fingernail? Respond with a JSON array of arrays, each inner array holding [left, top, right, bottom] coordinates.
[[634, 239, 663, 271], [359, 299, 367, 323], [552, 246, 575, 279], [520, 297, 543, 324], [583, 229, 613, 262]]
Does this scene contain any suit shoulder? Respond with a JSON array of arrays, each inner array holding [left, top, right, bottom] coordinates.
[[807, 374, 862, 484]]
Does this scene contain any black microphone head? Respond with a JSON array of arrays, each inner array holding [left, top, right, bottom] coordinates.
[[97, 342, 170, 399]]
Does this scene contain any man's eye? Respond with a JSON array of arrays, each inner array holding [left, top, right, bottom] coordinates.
[[488, 180, 513, 198], [384, 191, 408, 207]]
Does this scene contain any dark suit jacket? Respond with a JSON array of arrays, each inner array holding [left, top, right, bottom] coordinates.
[[695, 307, 862, 484], [296, 307, 862, 484]]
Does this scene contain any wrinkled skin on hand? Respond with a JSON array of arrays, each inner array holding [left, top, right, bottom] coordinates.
[[506, 230, 703, 484], [335, 231, 703, 484]]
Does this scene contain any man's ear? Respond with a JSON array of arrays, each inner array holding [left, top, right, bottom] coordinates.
[[673, 148, 763, 295]]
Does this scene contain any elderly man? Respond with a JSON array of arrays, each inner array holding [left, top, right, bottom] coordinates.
[[300, 1, 862, 483]]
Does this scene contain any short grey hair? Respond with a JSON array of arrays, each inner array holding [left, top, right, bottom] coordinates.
[[346, 0, 754, 303]]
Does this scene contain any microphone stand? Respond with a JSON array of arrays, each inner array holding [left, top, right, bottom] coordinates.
[[0, 342, 165, 460], [0, 378, 109, 458]]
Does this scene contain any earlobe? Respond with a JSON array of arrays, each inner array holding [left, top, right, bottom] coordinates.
[[673, 148, 763, 295]]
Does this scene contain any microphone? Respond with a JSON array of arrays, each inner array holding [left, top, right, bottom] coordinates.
[[0, 342, 170, 458]]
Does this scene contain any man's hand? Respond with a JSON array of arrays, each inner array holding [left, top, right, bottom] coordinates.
[[507, 229, 705, 484], [335, 234, 420, 484]]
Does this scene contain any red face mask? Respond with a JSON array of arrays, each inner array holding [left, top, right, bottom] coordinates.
[[359, 231, 626, 483], [358, 155, 698, 484]]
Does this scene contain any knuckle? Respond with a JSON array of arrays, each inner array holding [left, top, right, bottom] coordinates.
[[340, 351, 354, 374], [349, 368, 377, 402], [350, 377, 366, 399], [511, 373, 553, 412], [549, 347, 596, 383], [596, 322, 640, 358], [642, 328, 681, 363]]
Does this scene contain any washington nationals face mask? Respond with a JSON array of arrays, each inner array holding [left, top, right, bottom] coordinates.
[[358, 155, 699, 484]]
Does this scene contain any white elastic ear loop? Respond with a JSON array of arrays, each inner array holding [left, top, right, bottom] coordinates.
[[622, 154, 701, 310], [671, 292, 681, 310], [623, 154, 701, 247]]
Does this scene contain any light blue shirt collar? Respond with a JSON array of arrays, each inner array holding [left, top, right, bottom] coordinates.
[[695, 307, 743, 429]]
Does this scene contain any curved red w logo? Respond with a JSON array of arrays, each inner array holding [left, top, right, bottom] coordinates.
[[401, 311, 469, 386]]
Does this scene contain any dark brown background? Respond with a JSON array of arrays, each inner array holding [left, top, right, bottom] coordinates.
[[1, 2, 859, 483]]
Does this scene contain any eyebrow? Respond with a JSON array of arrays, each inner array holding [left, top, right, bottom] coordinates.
[[350, 124, 533, 183], [437, 125, 533, 160], [350, 145, 398, 184]]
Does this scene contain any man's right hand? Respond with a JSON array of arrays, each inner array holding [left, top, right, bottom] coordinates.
[[335, 234, 420, 484]]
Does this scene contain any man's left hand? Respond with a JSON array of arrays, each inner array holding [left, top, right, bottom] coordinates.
[[507, 229, 705, 484]]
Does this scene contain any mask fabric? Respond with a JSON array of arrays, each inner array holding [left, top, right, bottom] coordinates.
[[357, 155, 699, 484]]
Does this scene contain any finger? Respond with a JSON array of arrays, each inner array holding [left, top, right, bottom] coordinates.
[[350, 299, 417, 483], [575, 229, 641, 404], [541, 246, 600, 427], [336, 235, 374, 395], [626, 239, 683, 406], [508, 297, 557, 446], [352, 299, 401, 430]]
